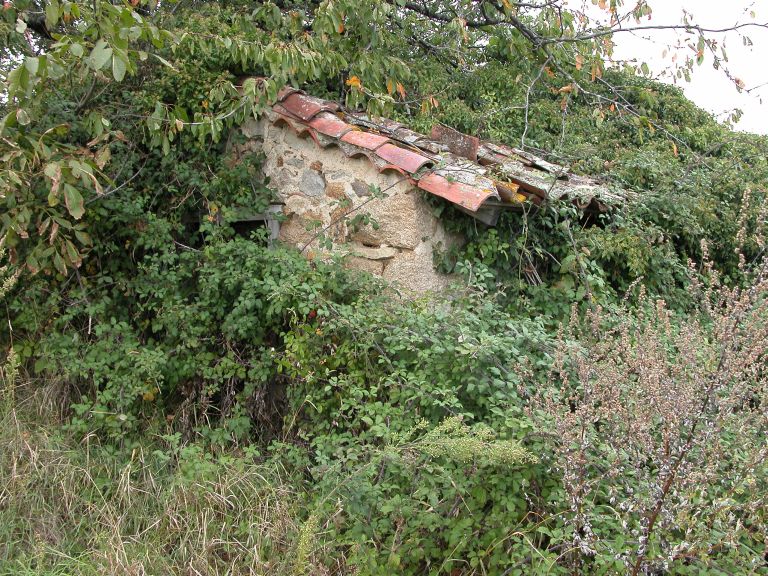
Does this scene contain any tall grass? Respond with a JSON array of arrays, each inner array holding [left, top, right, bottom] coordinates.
[[0, 385, 320, 576]]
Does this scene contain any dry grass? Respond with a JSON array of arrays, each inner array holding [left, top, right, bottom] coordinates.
[[0, 386, 324, 576], [533, 253, 768, 573]]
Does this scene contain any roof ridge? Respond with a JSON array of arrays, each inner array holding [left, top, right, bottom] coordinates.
[[265, 85, 627, 224]]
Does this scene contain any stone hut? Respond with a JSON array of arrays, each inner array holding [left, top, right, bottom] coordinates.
[[235, 87, 624, 293]]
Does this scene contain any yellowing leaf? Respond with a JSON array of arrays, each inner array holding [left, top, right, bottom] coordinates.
[[95, 146, 110, 170], [346, 75, 362, 89], [591, 61, 602, 81], [45, 162, 62, 204], [575, 54, 584, 71], [49, 220, 59, 244], [396, 82, 406, 100], [63, 184, 85, 219], [65, 239, 81, 266], [53, 251, 67, 275]]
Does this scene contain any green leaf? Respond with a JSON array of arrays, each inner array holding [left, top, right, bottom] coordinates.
[[152, 53, 177, 71], [16, 109, 31, 126], [74, 230, 93, 246], [90, 40, 113, 70], [70, 43, 84, 57], [24, 57, 39, 75], [53, 251, 67, 275], [112, 54, 127, 82], [45, 0, 59, 28], [63, 184, 85, 219]]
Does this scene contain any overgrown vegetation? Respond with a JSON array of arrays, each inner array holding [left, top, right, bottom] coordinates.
[[2, 0, 768, 574]]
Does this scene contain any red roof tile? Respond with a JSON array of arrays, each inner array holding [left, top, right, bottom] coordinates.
[[261, 86, 625, 220], [280, 92, 339, 122], [418, 173, 497, 212], [340, 130, 390, 150], [376, 143, 433, 173], [308, 113, 352, 139]]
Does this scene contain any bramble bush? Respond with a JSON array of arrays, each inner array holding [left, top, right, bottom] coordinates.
[[2, 0, 768, 572], [4, 233, 767, 573]]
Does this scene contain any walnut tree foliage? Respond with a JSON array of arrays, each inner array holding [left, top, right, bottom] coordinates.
[[3, 0, 767, 273], [1, 1, 768, 574]]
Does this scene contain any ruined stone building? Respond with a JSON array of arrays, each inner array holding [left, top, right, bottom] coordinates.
[[234, 87, 624, 293]]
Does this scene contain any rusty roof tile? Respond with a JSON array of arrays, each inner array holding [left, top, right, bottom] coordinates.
[[430, 124, 479, 161], [269, 109, 338, 149], [308, 112, 353, 139], [484, 142, 567, 175], [477, 147, 507, 166], [418, 173, 498, 212], [376, 117, 406, 132], [376, 144, 433, 174], [393, 126, 431, 146], [271, 107, 311, 135], [276, 86, 301, 102], [495, 181, 524, 204], [340, 130, 390, 150], [367, 157, 414, 179], [279, 92, 339, 122], [271, 103, 290, 118], [509, 147, 564, 174], [481, 142, 515, 158]]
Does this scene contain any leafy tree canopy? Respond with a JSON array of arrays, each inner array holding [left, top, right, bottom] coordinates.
[[2, 2, 768, 574], [2, 0, 766, 275]]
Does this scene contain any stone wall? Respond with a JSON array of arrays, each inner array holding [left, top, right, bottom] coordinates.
[[239, 117, 457, 293]]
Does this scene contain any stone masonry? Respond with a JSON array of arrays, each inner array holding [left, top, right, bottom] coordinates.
[[238, 117, 457, 293]]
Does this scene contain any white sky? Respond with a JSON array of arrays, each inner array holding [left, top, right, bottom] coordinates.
[[571, 0, 768, 135]]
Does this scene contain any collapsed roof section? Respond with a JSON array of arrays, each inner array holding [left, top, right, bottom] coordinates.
[[267, 86, 625, 226]]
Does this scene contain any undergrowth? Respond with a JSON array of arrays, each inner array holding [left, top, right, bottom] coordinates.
[[2, 235, 767, 574], [2, 13, 768, 571]]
